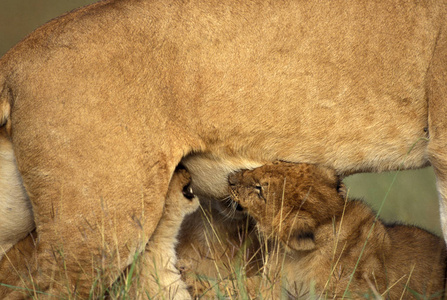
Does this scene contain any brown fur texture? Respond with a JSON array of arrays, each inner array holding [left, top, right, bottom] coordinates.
[[229, 162, 447, 299], [176, 197, 261, 297], [0, 0, 446, 297], [0, 230, 39, 300]]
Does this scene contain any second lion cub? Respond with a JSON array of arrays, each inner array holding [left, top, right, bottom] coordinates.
[[229, 162, 446, 299]]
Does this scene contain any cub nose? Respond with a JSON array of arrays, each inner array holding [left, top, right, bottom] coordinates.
[[228, 172, 239, 186], [182, 184, 195, 200]]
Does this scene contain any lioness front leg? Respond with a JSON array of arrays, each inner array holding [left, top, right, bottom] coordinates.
[[0, 140, 186, 298]]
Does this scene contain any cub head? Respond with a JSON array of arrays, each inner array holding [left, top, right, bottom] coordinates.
[[228, 161, 345, 251]]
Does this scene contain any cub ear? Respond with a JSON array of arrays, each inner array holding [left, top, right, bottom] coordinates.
[[286, 231, 316, 251], [337, 180, 348, 199]]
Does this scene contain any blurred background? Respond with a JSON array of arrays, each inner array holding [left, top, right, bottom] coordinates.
[[0, 0, 441, 236]]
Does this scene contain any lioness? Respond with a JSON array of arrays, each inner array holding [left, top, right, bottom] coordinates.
[[229, 162, 447, 299], [0, 0, 446, 297]]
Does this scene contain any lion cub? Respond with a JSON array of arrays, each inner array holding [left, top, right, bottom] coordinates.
[[130, 167, 199, 299], [229, 162, 446, 299]]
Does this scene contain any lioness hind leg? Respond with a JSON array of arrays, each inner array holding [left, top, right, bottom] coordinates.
[[427, 25, 447, 242], [0, 127, 33, 259]]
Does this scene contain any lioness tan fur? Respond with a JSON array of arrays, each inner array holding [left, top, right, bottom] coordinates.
[[0, 127, 33, 259], [0, 0, 447, 297], [229, 162, 447, 299]]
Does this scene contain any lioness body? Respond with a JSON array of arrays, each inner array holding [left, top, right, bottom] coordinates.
[[229, 162, 447, 298], [0, 0, 446, 297]]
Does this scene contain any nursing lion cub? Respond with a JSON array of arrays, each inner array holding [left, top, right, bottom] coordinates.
[[229, 162, 447, 299]]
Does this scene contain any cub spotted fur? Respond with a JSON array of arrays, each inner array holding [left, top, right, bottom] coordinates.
[[229, 162, 447, 299]]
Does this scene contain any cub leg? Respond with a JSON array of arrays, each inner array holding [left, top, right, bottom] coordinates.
[[0, 230, 38, 300], [130, 168, 199, 299], [427, 25, 447, 241]]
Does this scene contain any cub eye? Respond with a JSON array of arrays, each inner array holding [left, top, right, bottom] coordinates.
[[254, 184, 265, 201]]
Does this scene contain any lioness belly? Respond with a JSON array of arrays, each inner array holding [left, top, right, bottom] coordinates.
[[183, 107, 429, 200]]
